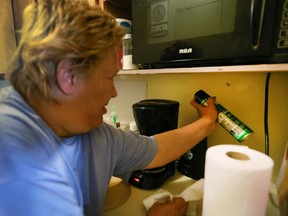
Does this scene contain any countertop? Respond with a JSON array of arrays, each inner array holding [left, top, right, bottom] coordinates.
[[102, 171, 280, 216]]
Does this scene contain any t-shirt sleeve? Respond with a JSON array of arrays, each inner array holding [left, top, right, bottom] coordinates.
[[114, 130, 158, 177], [94, 123, 158, 180]]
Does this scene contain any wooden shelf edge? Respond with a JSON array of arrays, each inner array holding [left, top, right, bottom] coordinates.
[[118, 64, 288, 75]]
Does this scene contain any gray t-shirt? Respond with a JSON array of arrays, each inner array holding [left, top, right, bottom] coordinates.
[[0, 87, 158, 216]]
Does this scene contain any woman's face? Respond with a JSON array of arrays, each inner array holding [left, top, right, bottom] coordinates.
[[72, 49, 118, 130]]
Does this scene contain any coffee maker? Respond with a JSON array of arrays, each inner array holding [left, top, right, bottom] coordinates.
[[129, 99, 179, 189]]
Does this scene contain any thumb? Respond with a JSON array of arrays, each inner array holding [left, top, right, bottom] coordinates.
[[172, 197, 188, 209]]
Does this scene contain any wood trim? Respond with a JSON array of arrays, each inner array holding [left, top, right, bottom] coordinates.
[[11, 0, 34, 44], [87, 0, 97, 6], [97, 0, 105, 9], [0, 1, 17, 73]]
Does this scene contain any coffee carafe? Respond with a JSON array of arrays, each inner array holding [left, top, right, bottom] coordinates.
[[129, 99, 179, 189]]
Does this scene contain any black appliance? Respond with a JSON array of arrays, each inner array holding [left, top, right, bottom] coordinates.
[[177, 138, 207, 180], [129, 99, 179, 189], [132, 0, 288, 68]]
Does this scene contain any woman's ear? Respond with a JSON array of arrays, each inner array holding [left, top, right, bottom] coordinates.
[[56, 60, 76, 95]]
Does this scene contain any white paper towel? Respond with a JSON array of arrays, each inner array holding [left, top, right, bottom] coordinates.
[[143, 179, 204, 216], [202, 145, 274, 216]]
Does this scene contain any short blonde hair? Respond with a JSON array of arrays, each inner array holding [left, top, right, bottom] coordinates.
[[7, 0, 125, 100]]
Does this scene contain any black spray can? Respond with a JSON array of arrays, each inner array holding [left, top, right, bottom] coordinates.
[[194, 90, 254, 142]]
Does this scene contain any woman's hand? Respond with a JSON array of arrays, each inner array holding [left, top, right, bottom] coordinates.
[[191, 96, 218, 125], [147, 197, 188, 216]]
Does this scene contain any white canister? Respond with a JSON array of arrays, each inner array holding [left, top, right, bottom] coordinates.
[[122, 34, 138, 70]]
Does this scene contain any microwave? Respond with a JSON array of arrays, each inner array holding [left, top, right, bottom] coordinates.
[[131, 0, 288, 68]]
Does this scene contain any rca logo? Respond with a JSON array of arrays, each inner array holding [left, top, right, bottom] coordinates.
[[179, 48, 192, 54]]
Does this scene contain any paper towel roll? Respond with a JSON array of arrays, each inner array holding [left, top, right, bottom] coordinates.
[[202, 145, 274, 216]]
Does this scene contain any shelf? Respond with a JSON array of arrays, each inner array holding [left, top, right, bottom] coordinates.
[[2, 64, 287, 76], [118, 64, 288, 75]]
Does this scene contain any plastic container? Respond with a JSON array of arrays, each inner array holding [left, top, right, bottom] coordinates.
[[122, 34, 138, 70]]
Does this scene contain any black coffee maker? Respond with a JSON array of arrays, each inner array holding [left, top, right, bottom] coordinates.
[[129, 99, 179, 189]]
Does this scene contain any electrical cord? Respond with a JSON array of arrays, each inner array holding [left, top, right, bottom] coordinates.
[[264, 72, 271, 156], [265, 72, 281, 210]]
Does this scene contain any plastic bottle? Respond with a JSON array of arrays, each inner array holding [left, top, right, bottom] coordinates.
[[110, 105, 120, 128]]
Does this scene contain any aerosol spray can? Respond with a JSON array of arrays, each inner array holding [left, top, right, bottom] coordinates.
[[194, 90, 254, 142]]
